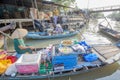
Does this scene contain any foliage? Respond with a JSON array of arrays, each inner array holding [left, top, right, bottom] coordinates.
[[107, 11, 120, 21], [51, 0, 75, 7], [90, 13, 104, 19]]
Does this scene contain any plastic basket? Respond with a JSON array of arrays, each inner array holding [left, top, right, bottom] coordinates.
[[15, 54, 41, 74]]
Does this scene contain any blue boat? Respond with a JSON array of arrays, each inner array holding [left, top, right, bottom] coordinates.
[[25, 31, 79, 40]]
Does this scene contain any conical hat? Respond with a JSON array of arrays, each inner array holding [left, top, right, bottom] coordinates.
[[11, 28, 28, 39]]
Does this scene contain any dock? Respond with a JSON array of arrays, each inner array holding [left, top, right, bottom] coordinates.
[[0, 17, 85, 29]]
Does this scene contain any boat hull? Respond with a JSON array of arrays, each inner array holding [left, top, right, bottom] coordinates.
[[99, 25, 120, 40], [26, 31, 79, 40], [3, 65, 105, 80]]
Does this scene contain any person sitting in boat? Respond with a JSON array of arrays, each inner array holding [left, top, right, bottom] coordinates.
[[11, 28, 34, 58], [55, 24, 63, 34], [34, 19, 44, 32]]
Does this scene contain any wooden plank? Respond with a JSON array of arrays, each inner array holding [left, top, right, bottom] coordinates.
[[92, 48, 106, 62], [98, 48, 119, 55], [93, 45, 120, 60], [93, 46, 116, 51], [0, 19, 49, 24], [104, 50, 120, 59]]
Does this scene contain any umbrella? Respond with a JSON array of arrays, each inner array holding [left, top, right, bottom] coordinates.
[[11, 28, 28, 39]]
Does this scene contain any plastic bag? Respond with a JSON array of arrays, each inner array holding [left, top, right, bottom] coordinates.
[[0, 59, 12, 74], [84, 53, 98, 62], [7, 56, 17, 63], [5, 63, 17, 76], [0, 63, 7, 74]]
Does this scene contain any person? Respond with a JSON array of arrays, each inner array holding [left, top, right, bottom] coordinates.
[[55, 24, 63, 34], [11, 28, 34, 58], [52, 7, 59, 25], [34, 19, 44, 32]]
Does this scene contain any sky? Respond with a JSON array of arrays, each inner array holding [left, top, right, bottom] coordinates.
[[76, 0, 120, 9]]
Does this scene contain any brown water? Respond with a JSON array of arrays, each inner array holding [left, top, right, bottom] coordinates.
[[6, 19, 120, 80]]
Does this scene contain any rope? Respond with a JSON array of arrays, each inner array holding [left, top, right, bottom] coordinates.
[[103, 16, 113, 29]]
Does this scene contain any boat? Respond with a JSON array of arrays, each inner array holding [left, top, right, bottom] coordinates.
[[0, 40, 120, 80], [98, 24, 120, 40], [25, 30, 79, 40]]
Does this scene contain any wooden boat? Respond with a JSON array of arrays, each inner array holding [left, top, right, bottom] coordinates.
[[1, 41, 120, 80], [25, 30, 79, 40], [98, 24, 120, 40]]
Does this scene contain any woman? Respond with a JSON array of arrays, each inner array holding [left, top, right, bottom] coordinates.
[[55, 24, 63, 34], [11, 29, 34, 58]]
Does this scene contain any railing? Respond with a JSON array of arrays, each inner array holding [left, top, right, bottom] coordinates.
[[90, 5, 120, 13]]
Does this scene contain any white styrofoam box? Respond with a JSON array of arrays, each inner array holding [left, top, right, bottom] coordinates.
[[15, 54, 41, 74]]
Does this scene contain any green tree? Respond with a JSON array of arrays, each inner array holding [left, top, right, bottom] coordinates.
[[51, 0, 75, 7], [90, 13, 104, 19], [107, 12, 120, 21]]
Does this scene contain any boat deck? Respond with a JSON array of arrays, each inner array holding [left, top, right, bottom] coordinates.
[[92, 45, 120, 64], [1, 45, 120, 79]]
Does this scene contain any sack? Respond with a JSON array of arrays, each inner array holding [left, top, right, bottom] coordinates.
[[0, 59, 12, 74], [5, 63, 17, 76], [7, 56, 17, 63], [84, 53, 98, 62]]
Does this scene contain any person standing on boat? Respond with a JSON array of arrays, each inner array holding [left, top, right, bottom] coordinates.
[[52, 6, 59, 25], [11, 29, 34, 58]]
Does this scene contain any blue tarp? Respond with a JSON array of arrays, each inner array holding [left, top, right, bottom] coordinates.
[[52, 54, 78, 69]]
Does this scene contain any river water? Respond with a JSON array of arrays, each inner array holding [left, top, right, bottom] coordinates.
[[6, 19, 120, 80]]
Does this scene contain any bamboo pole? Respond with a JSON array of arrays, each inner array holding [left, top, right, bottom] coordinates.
[[3, 36, 7, 51], [34, 0, 38, 10], [0, 31, 12, 39], [31, 0, 34, 8], [31, 0, 37, 31], [104, 16, 112, 29]]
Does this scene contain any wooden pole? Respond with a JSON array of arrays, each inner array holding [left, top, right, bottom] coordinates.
[[34, 0, 38, 10], [31, 0, 34, 8], [104, 16, 112, 29], [31, 0, 37, 31], [3, 36, 7, 51]]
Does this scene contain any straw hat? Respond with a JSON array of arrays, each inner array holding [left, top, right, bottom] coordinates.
[[11, 28, 28, 39]]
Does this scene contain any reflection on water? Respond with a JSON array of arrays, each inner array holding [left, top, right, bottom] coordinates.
[[6, 19, 120, 80]]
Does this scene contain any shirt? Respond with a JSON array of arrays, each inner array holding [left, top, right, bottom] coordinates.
[[14, 38, 32, 54]]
